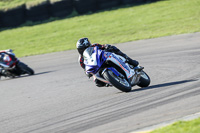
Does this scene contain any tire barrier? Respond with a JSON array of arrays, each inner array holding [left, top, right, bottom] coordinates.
[[147, 0, 153, 1], [73, 0, 97, 14], [49, 0, 73, 18], [0, 4, 26, 27], [0, 19, 2, 28], [122, 0, 147, 5], [97, 0, 121, 10], [0, 10, 3, 28], [134, 0, 147, 4], [0, 0, 160, 28], [26, 0, 50, 22], [121, 0, 135, 4]]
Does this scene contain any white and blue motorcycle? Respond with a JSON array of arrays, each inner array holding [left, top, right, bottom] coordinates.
[[83, 46, 151, 92]]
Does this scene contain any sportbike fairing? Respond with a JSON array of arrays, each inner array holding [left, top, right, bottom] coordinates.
[[83, 46, 135, 79], [83, 47, 111, 74]]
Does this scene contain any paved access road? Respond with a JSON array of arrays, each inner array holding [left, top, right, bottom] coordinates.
[[0, 33, 200, 133]]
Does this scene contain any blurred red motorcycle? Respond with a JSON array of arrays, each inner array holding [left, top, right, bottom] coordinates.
[[0, 49, 34, 79]]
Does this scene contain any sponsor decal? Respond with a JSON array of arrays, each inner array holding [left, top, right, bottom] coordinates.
[[104, 52, 111, 58], [112, 54, 130, 72]]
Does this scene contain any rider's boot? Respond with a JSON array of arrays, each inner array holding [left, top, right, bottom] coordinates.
[[107, 45, 139, 67], [117, 51, 139, 67], [126, 57, 139, 67]]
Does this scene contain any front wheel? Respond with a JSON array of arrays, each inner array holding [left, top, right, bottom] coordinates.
[[17, 62, 34, 75], [137, 71, 150, 87], [103, 69, 131, 92]]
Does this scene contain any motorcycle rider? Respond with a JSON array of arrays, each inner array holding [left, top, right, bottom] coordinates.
[[76, 38, 139, 87], [0, 49, 13, 76]]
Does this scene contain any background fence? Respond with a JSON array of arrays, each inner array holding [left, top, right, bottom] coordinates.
[[0, 0, 159, 28]]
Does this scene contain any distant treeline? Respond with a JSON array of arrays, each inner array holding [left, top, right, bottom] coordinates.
[[0, 0, 159, 28]]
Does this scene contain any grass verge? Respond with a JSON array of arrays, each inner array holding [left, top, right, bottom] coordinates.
[[151, 117, 200, 133], [0, 0, 200, 57]]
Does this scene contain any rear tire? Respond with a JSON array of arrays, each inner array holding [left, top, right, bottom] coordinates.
[[137, 71, 150, 87], [103, 69, 131, 92], [17, 62, 34, 75]]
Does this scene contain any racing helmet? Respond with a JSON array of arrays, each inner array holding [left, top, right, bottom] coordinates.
[[76, 38, 91, 56]]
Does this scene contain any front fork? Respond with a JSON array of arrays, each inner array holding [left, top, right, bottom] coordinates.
[[92, 68, 118, 85], [131, 68, 145, 86]]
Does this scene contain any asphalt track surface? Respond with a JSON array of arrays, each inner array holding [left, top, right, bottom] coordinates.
[[0, 33, 200, 133]]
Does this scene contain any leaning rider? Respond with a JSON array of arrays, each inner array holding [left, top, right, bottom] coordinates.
[[0, 49, 13, 76], [76, 37, 139, 87]]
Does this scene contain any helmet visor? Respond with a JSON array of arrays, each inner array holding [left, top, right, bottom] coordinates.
[[78, 48, 85, 56]]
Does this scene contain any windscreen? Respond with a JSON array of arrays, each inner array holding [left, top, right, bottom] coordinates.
[[83, 47, 94, 61]]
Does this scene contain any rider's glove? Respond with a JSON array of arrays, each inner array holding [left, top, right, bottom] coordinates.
[[104, 44, 111, 50], [105, 44, 116, 52], [105, 44, 119, 53]]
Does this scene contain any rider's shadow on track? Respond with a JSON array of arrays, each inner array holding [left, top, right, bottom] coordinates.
[[130, 79, 198, 92], [32, 71, 55, 76], [0, 71, 55, 81]]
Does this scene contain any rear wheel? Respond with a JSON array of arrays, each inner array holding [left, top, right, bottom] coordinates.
[[103, 69, 131, 92], [137, 71, 150, 87], [17, 62, 34, 75]]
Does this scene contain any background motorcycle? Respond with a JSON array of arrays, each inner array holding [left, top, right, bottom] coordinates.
[[0, 49, 34, 79], [83, 46, 150, 92]]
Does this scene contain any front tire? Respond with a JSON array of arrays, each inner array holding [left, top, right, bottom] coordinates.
[[103, 69, 131, 92], [137, 71, 150, 87]]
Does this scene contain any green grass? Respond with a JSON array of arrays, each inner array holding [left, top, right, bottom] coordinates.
[[0, 0, 61, 10], [151, 117, 200, 133], [0, 0, 44, 9], [0, 0, 200, 57]]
